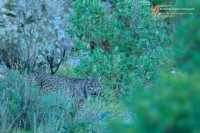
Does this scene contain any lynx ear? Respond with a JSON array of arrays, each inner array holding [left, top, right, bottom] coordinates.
[[85, 72, 92, 80], [86, 75, 92, 81], [85, 71, 89, 76]]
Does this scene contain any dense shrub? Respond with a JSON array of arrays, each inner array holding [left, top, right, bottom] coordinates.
[[0, 70, 130, 133], [0, 70, 70, 132], [173, 0, 200, 73], [110, 0, 200, 132], [112, 73, 200, 133], [68, 0, 169, 94]]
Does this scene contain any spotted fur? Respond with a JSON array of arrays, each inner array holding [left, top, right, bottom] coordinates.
[[28, 72, 102, 107]]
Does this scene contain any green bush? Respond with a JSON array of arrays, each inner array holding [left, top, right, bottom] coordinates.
[[111, 73, 200, 133], [63, 99, 131, 133], [0, 70, 70, 132], [150, 0, 167, 5], [0, 70, 129, 133], [110, 0, 200, 132], [68, 0, 169, 93], [173, 0, 200, 73]]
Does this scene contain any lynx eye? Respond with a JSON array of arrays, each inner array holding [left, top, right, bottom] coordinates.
[[90, 86, 94, 91], [90, 87, 97, 95]]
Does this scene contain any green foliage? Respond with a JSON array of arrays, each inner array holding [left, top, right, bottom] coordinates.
[[150, 0, 166, 5], [0, 70, 129, 133], [150, 0, 175, 5], [62, 99, 130, 133], [0, 70, 70, 132], [173, 0, 200, 72], [112, 73, 200, 133], [68, 0, 169, 92], [110, 0, 200, 132]]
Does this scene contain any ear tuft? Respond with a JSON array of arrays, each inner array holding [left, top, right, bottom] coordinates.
[[86, 76, 91, 81], [85, 72, 91, 80]]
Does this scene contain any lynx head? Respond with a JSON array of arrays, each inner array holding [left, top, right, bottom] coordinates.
[[85, 77, 102, 97]]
